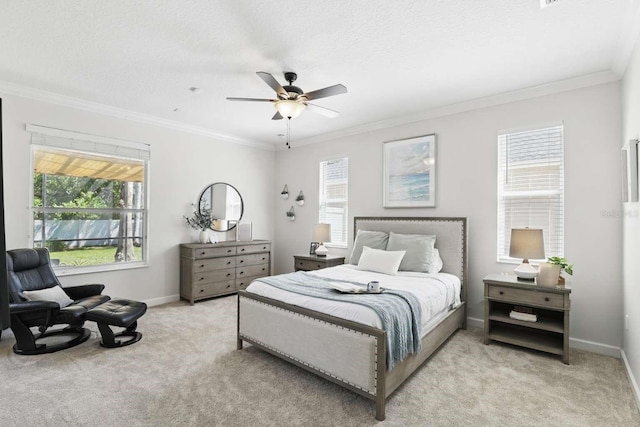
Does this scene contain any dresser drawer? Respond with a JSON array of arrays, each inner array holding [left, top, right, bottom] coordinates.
[[192, 256, 236, 273], [237, 243, 271, 255], [237, 253, 269, 267], [237, 264, 269, 278], [236, 273, 269, 290], [194, 280, 235, 298], [488, 285, 564, 309], [193, 268, 236, 284], [194, 246, 237, 259]]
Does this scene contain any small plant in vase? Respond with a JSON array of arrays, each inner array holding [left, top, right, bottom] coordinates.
[[538, 256, 573, 286], [184, 206, 213, 243]]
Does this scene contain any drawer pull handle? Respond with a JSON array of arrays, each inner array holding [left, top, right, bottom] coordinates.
[[262, 257, 266, 261], [199, 277, 204, 281], [227, 273, 231, 277], [263, 246, 266, 250], [241, 248, 245, 252], [240, 272, 244, 275], [200, 265, 204, 268], [199, 289, 204, 293], [227, 261, 231, 265], [545, 297, 550, 302], [240, 260, 244, 263], [227, 249, 232, 253], [262, 268, 265, 271], [499, 291, 504, 295], [226, 284, 231, 288], [200, 252, 206, 255]]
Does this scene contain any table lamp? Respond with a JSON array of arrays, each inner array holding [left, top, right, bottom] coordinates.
[[509, 228, 545, 280], [312, 223, 331, 257]]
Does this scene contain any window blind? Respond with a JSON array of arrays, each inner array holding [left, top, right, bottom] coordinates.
[[497, 124, 564, 262], [319, 157, 348, 247]]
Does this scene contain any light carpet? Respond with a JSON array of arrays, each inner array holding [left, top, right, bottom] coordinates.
[[0, 295, 638, 426]]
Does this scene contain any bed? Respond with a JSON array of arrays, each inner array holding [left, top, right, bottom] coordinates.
[[236, 217, 468, 420]]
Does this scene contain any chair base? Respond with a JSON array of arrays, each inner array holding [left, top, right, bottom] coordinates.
[[96, 322, 143, 348], [12, 327, 91, 355]]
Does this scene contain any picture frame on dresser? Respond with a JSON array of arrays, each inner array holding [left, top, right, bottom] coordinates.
[[309, 242, 319, 255]]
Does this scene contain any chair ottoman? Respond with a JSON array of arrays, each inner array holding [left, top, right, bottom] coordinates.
[[86, 299, 147, 348]]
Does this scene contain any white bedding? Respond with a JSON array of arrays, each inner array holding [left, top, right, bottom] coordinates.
[[246, 264, 461, 337]]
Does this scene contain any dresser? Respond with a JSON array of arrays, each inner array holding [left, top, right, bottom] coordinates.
[[293, 254, 345, 271], [483, 274, 571, 364], [180, 240, 271, 305]]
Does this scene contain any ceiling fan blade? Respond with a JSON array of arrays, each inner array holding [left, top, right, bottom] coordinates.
[[256, 72, 288, 99], [226, 97, 277, 102], [302, 84, 347, 101], [272, 111, 284, 120], [304, 102, 339, 118]]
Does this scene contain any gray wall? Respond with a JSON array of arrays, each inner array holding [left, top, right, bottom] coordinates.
[[622, 34, 640, 400], [274, 82, 622, 352], [1, 94, 275, 305]]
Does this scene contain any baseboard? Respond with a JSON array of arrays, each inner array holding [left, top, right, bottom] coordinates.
[[144, 294, 180, 307], [467, 317, 621, 358], [621, 349, 640, 411]]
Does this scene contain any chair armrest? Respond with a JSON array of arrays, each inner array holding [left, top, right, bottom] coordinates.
[[63, 284, 106, 300], [9, 300, 60, 315]]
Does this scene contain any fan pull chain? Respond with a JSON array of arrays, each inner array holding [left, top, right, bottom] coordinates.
[[286, 118, 291, 149]]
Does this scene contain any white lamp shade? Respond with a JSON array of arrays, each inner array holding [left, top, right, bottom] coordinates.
[[312, 223, 331, 243], [275, 100, 306, 119], [509, 228, 545, 260]]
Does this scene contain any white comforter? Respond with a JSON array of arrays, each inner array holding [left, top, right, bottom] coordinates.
[[246, 264, 461, 336]]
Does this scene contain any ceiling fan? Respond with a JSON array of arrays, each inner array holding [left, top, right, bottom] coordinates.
[[226, 71, 347, 120]]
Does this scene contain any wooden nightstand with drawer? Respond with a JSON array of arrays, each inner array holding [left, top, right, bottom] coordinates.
[[483, 274, 572, 364], [294, 254, 345, 272]]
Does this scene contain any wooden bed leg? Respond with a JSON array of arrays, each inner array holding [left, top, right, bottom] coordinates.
[[237, 338, 243, 350], [375, 397, 386, 421]]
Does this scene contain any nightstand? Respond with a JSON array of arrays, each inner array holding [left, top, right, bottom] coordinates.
[[294, 254, 345, 271], [483, 274, 572, 364]]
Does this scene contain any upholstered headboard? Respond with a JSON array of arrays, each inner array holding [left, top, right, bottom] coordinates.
[[353, 217, 468, 302]]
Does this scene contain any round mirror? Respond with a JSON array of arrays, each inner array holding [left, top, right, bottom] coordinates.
[[198, 182, 244, 232]]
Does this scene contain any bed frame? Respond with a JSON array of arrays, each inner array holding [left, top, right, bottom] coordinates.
[[237, 217, 468, 420]]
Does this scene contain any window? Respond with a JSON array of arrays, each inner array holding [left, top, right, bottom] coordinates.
[[29, 125, 149, 273], [497, 123, 564, 262], [319, 157, 348, 247]]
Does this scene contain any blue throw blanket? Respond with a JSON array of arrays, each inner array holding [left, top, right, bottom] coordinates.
[[256, 272, 422, 369]]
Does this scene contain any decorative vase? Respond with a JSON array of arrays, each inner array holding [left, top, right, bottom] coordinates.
[[199, 229, 210, 244], [537, 262, 561, 287]]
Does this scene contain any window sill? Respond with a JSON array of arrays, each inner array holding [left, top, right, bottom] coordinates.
[[53, 261, 148, 277]]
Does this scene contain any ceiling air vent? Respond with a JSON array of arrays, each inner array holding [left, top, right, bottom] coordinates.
[[540, 0, 560, 8]]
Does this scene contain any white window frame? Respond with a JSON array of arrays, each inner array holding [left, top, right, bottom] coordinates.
[[497, 122, 565, 264], [28, 124, 150, 276], [319, 156, 348, 248]]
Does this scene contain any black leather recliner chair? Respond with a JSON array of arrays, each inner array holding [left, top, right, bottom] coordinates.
[[6, 248, 110, 355]]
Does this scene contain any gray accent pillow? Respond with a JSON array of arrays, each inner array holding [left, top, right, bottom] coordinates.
[[349, 230, 389, 264], [386, 232, 436, 272]]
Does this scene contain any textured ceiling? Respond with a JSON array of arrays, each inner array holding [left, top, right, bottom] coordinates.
[[0, 0, 637, 148]]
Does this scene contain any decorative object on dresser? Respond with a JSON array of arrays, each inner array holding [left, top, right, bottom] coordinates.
[[509, 228, 545, 280], [293, 254, 345, 271], [198, 182, 244, 232], [309, 242, 319, 255], [483, 274, 571, 364], [183, 204, 213, 243], [180, 240, 270, 305], [281, 184, 289, 199], [537, 256, 574, 287], [312, 223, 331, 256], [236, 221, 253, 241], [383, 134, 436, 208]]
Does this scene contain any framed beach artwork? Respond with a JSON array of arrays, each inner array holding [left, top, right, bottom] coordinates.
[[383, 134, 436, 208]]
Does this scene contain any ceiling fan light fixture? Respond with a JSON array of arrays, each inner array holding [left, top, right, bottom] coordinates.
[[275, 100, 306, 119]]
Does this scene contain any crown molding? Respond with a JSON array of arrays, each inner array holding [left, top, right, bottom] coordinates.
[[0, 80, 275, 151], [285, 70, 620, 150]]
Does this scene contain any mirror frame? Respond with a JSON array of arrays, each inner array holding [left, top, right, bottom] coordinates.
[[198, 182, 244, 232]]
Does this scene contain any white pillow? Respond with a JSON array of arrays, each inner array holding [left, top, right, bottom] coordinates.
[[23, 285, 74, 308], [357, 246, 406, 275], [428, 249, 444, 274]]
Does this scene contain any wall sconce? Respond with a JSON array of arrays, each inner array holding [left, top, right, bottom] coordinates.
[[296, 191, 305, 206], [286, 206, 295, 221], [281, 185, 289, 199]]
